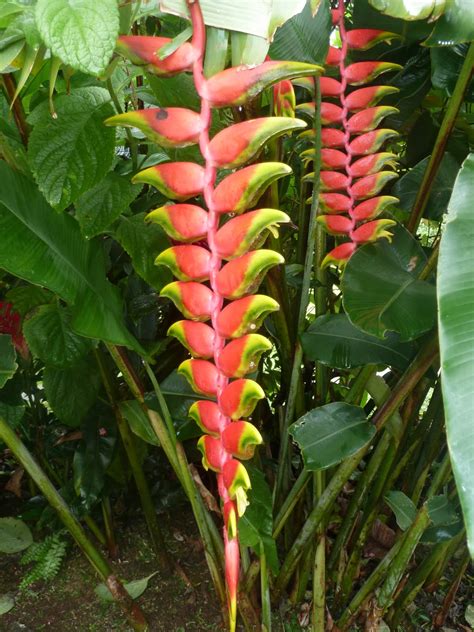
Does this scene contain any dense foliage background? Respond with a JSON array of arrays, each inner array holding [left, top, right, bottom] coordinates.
[[0, 0, 473, 630]]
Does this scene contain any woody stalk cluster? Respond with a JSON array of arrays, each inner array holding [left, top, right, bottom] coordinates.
[[107, 1, 322, 628]]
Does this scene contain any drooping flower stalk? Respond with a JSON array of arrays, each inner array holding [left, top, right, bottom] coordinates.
[[297, 1, 402, 268], [108, 3, 322, 628]]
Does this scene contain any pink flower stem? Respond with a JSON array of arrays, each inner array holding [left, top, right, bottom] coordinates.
[[188, 1, 238, 627]]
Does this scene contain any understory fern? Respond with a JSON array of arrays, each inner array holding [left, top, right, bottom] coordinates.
[[19, 532, 68, 590]]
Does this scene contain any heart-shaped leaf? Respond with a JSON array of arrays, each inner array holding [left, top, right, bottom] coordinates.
[[342, 225, 436, 341], [289, 402, 376, 471]]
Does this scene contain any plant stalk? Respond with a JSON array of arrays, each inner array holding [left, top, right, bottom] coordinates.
[[2, 73, 29, 146], [407, 43, 474, 233], [95, 349, 170, 567], [0, 414, 148, 631], [275, 336, 438, 596], [274, 77, 322, 508]]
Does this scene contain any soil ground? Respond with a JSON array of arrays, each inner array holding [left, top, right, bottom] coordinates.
[[0, 511, 226, 632], [0, 505, 471, 632]]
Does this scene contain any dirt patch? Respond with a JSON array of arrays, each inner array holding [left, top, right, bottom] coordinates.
[[0, 511, 226, 632]]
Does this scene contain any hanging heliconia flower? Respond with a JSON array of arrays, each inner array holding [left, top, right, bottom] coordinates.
[[108, 2, 322, 629], [295, 0, 402, 268]]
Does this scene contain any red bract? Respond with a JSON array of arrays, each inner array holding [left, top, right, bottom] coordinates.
[[0, 302, 28, 359], [313, 0, 400, 268], [116, 3, 322, 629]]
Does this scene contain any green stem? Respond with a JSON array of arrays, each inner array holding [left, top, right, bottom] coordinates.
[[432, 546, 470, 628], [275, 337, 438, 596], [84, 515, 107, 546], [274, 78, 322, 507], [260, 543, 271, 632], [425, 451, 451, 499], [329, 372, 400, 575], [1, 73, 29, 146], [106, 345, 225, 604], [0, 415, 148, 632], [407, 43, 474, 233], [376, 505, 430, 612], [102, 496, 118, 559], [96, 349, 170, 567], [312, 471, 325, 632], [273, 469, 310, 539], [337, 537, 404, 629], [390, 532, 464, 628]]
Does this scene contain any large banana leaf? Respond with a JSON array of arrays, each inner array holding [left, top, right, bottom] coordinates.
[[0, 162, 144, 354], [438, 153, 474, 558]]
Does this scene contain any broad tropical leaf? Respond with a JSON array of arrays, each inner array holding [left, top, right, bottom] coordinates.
[[0, 162, 144, 353], [43, 357, 101, 427], [342, 225, 437, 341], [23, 304, 95, 368], [438, 153, 474, 557], [301, 313, 416, 370], [289, 402, 376, 471], [239, 466, 279, 574]]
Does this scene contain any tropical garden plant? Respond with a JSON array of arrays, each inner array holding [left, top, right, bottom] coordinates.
[[0, 0, 473, 630]]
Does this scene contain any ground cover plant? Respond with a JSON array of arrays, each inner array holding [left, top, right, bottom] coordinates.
[[0, 0, 473, 630]]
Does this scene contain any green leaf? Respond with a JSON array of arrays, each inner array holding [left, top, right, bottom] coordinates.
[[0, 43, 24, 73], [431, 45, 474, 100], [157, 26, 193, 60], [385, 492, 461, 541], [369, 0, 443, 20], [5, 285, 54, 318], [95, 572, 158, 602], [23, 304, 94, 368], [289, 402, 376, 471], [270, 0, 331, 65], [0, 106, 29, 176], [301, 313, 416, 370], [27, 87, 115, 209], [73, 419, 116, 507], [437, 153, 474, 558], [384, 491, 417, 530], [0, 594, 14, 615], [0, 335, 17, 389], [353, 0, 432, 42], [465, 603, 474, 627], [424, 1, 474, 46], [157, 371, 208, 441], [43, 357, 101, 427], [239, 466, 279, 574], [426, 494, 459, 527], [75, 173, 142, 239], [115, 213, 172, 292], [160, 0, 305, 39], [0, 162, 144, 354], [393, 153, 460, 221], [148, 73, 201, 110], [35, 0, 119, 75], [342, 225, 437, 341], [0, 402, 25, 430], [0, 518, 33, 553], [119, 400, 160, 446]]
